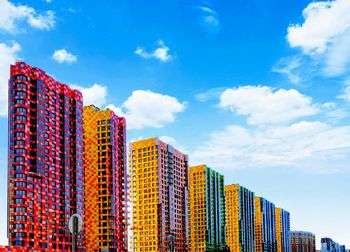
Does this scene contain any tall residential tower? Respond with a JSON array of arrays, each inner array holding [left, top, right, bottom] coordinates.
[[255, 197, 277, 252], [275, 208, 290, 252], [189, 165, 226, 251], [8, 62, 84, 250], [83, 105, 128, 251], [129, 137, 189, 251], [225, 184, 255, 252]]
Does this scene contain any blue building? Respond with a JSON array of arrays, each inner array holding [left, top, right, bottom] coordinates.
[[276, 208, 291, 252], [255, 197, 277, 252], [321, 238, 347, 252]]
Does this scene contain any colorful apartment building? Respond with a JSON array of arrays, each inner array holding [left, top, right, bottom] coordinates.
[[83, 105, 128, 251], [8, 62, 84, 250], [225, 184, 255, 252], [129, 137, 189, 251], [321, 238, 347, 252], [189, 165, 226, 251], [275, 208, 291, 252], [255, 197, 277, 252], [290, 231, 316, 252]]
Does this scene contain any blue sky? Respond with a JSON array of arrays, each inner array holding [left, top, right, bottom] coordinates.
[[0, 0, 350, 248]]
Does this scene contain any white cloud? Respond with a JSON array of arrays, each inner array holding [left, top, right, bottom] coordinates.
[[286, 0, 350, 76], [287, 0, 350, 54], [323, 30, 350, 76], [272, 56, 303, 84], [107, 90, 186, 130], [52, 49, 77, 64], [197, 6, 220, 31], [191, 121, 350, 172], [0, 41, 21, 117], [219, 86, 319, 125], [337, 78, 350, 103], [195, 87, 226, 102], [0, 0, 55, 33], [72, 83, 107, 107], [135, 40, 173, 62]]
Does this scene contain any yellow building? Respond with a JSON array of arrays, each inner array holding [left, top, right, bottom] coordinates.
[[225, 184, 255, 252], [255, 197, 263, 252], [189, 165, 226, 252], [255, 197, 277, 252], [83, 105, 128, 251], [276, 208, 282, 252], [130, 137, 189, 252], [275, 208, 291, 252]]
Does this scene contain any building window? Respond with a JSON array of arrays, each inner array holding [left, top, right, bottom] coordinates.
[[15, 83, 27, 89], [15, 91, 27, 98], [15, 123, 25, 129], [15, 107, 27, 114], [15, 99, 25, 105], [15, 148, 26, 154]]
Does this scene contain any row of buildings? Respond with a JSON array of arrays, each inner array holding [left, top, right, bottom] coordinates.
[[0, 62, 346, 251]]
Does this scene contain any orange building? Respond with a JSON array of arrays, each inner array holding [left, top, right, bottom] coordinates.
[[83, 105, 128, 251], [225, 184, 255, 252], [129, 137, 189, 251]]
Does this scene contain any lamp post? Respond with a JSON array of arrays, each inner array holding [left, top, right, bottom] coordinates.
[[69, 214, 83, 252]]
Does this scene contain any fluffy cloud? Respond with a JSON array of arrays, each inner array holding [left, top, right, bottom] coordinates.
[[219, 86, 319, 125], [0, 41, 21, 117], [191, 121, 350, 172], [287, 0, 350, 54], [135, 40, 173, 62], [286, 0, 350, 76], [72, 83, 107, 107], [0, 0, 55, 32], [107, 90, 186, 130], [52, 49, 77, 64]]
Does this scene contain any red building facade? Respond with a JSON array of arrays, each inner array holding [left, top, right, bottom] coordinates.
[[8, 62, 84, 251]]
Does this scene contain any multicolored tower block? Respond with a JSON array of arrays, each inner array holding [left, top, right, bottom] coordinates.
[[129, 137, 189, 251], [189, 165, 226, 251], [83, 105, 128, 251], [255, 197, 277, 252], [225, 184, 255, 252], [290, 231, 316, 252], [275, 208, 291, 252], [8, 62, 84, 250]]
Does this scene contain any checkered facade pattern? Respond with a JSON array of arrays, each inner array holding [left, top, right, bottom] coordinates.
[[83, 105, 128, 251], [8, 62, 84, 251], [225, 184, 255, 252], [129, 137, 189, 251], [189, 165, 226, 251], [255, 197, 277, 252], [275, 208, 291, 252], [290, 231, 316, 252]]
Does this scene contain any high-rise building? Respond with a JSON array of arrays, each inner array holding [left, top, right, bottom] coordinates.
[[129, 137, 189, 251], [255, 197, 277, 252], [275, 208, 291, 252], [321, 238, 347, 252], [8, 62, 84, 250], [83, 105, 128, 251], [189, 165, 226, 251], [290, 231, 316, 252], [225, 184, 255, 252]]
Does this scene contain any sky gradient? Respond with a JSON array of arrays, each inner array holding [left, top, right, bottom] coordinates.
[[0, 0, 350, 248]]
